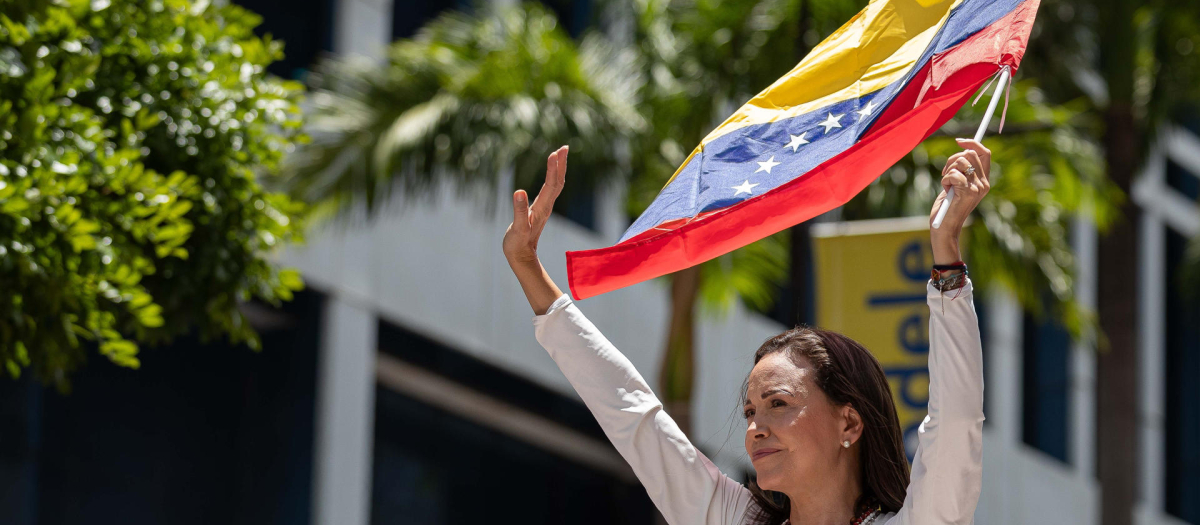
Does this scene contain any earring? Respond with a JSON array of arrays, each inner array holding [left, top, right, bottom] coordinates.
[[842, 440, 851, 448]]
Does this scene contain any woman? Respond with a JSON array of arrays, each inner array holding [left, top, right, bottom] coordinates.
[[502, 139, 989, 525]]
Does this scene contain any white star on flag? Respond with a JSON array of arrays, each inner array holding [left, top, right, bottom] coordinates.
[[818, 112, 844, 134], [785, 133, 809, 152], [732, 180, 759, 196], [755, 156, 781, 174], [856, 100, 878, 119]]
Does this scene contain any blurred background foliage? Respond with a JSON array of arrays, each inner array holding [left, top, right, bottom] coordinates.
[[281, 4, 643, 219], [0, 0, 307, 389]]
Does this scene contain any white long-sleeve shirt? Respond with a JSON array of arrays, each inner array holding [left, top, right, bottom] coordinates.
[[533, 280, 984, 525]]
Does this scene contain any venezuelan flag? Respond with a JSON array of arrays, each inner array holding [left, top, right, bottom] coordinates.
[[566, 0, 1041, 300]]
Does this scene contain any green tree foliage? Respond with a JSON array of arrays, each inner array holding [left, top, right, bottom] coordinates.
[[0, 0, 307, 389]]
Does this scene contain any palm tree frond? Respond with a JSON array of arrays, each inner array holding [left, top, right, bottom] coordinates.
[[283, 3, 642, 217]]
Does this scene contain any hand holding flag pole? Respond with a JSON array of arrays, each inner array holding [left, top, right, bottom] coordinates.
[[932, 66, 1011, 229]]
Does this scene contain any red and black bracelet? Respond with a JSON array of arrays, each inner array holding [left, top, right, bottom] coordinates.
[[931, 261, 968, 291]]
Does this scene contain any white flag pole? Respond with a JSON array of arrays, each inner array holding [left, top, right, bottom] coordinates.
[[931, 66, 1011, 229]]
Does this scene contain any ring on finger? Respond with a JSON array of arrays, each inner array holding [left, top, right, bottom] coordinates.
[[966, 166, 976, 176]]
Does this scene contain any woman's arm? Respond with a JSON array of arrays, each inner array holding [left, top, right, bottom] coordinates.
[[890, 280, 985, 525], [534, 297, 755, 525], [890, 139, 990, 525], [503, 147, 754, 525]]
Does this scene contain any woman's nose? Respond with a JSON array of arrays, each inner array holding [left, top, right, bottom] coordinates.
[[748, 421, 768, 439]]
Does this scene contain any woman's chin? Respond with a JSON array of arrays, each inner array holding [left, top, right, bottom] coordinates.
[[752, 468, 784, 492]]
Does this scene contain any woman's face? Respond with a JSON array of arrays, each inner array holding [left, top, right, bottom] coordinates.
[[743, 352, 850, 492]]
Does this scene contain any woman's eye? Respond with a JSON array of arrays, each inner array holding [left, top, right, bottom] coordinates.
[[743, 408, 755, 419], [771, 399, 787, 408]]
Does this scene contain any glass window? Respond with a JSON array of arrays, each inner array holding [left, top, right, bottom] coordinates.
[[541, 0, 595, 37], [233, 0, 335, 80], [974, 288, 991, 427], [1165, 227, 1200, 524], [372, 386, 655, 524], [1021, 299, 1071, 464], [374, 321, 655, 524], [392, 0, 470, 41], [392, 0, 592, 42], [1166, 159, 1200, 201]]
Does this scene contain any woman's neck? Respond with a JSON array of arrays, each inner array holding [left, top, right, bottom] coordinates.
[[783, 460, 862, 525]]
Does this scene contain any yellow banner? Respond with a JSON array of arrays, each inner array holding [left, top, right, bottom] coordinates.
[[813, 217, 932, 460]]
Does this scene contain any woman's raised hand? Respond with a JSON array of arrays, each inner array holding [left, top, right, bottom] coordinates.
[[503, 145, 568, 265], [929, 138, 991, 265], [503, 146, 569, 314]]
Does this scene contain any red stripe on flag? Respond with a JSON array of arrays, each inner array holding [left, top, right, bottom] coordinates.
[[566, 1, 1038, 300]]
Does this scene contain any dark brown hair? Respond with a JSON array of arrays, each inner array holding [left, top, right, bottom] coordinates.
[[743, 327, 909, 524]]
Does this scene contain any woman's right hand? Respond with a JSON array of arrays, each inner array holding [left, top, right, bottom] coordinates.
[[503, 146, 569, 314], [503, 145, 568, 265]]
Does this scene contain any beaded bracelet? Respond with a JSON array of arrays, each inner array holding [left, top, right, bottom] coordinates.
[[932, 270, 968, 291]]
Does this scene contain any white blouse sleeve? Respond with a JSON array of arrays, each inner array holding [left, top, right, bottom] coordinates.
[[887, 280, 985, 525], [533, 294, 755, 525]]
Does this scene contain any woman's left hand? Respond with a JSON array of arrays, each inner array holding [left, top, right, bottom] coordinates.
[[929, 138, 991, 264]]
